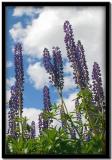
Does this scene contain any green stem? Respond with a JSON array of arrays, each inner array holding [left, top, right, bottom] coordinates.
[[57, 88, 82, 140], [57, 89, 68, 114]]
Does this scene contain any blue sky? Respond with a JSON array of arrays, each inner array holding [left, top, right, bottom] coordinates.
[[6, 6, 105, 134]]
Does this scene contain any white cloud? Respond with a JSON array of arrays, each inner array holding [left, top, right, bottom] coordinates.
[[63, 62, 76, 91], [23, 107, 42, 136], [27, 62, 49, 90], [13, 7, 41, 17], [64, 76, 75, 91], [6, 77, 15, 89], [6, 61, 13, 68], [9, 22, 27, 42]]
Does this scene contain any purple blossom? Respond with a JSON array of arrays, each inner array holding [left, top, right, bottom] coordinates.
[[92, 62, 105, 110], [43, 86, 51, 112], [43, 119, 49, 130], [70, 128, 76, 139], [14, 43, 24, 110], [83, 126, 91, 142], [75, 98, 81, 122], [43, 47, 64, 91], [38, 113, 43, 135], [8, 86, 16, 137], [8, 43, 24, 137], [64, 21, 89, 88], [43, 48, 53, 74], [52, 47, 64, 90], [31, 121, 36, 138]]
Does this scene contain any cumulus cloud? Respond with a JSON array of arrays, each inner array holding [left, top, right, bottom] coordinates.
[[27, 62, 49, 90], [10, 6, 105, 87], [64, 76, 75, 91], [9, 22, 27, 42], [13, 7, 41, 17], [6, 61, 13, 68]]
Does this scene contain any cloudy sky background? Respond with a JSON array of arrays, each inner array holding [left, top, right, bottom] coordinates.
[[6, 6, 106, 136]]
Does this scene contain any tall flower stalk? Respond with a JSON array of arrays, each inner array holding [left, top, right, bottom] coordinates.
[[8, 43, 24, 137], [8, 85, 17, 137], [43, 47, 68, 129], [14, 43, 24, 136], [31, 121, 36, 138], [64, 21, 89, 89], [92, 62, 105, 112], [43, 86, 51, 129]]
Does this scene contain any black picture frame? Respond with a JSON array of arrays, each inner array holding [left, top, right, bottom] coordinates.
[[2, 1, 111, 159]]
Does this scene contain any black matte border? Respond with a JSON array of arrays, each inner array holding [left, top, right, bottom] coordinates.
[[2, 2, 111, 159]]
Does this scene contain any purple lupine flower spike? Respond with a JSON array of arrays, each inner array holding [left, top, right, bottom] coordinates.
[[70, 128, 76, 139], [43, 47, 64, 91], [83, 126, 90, 142], [75, 98, 81, 122], [64, 21, 89, 89], [31, 121, 36, 138], [42, 86, 52, 130], [52, 47, 64, 91], [38, 113, 43, 135], [43, 48, 53, 74], [8, 85, 16, 137], [77, 40, 89, 87], [14, 43, 24, 110], [92, 62, 105, 111], [8, 43, 24, 137], [43, 86, 51, 112]]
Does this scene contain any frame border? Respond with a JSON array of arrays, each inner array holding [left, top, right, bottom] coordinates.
[[2, 1, 111, 159]]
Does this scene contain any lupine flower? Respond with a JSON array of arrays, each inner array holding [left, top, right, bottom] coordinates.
[[43, 119, 49, 130], [31, 121, 36, 138], [39, 112, 49, 132], [8, 43, 24, 137], [64, 21, 89, 88], [92, 62, 105, 110], [83, 126, 91, 142], [43, 86, 52, 130], [38, 113, 43, 135], [77, 40, 89, 87], [75, 98, 81, 122], [8, 85, 17, 137], [43, 48, 53, 74], [43, 47, 64, 91], [60, 106, 67, 129], [70, 128, 76, 139], [52, 47, 64, 90], [43, 86, 51, 112], [14, 43, 24, 110]]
